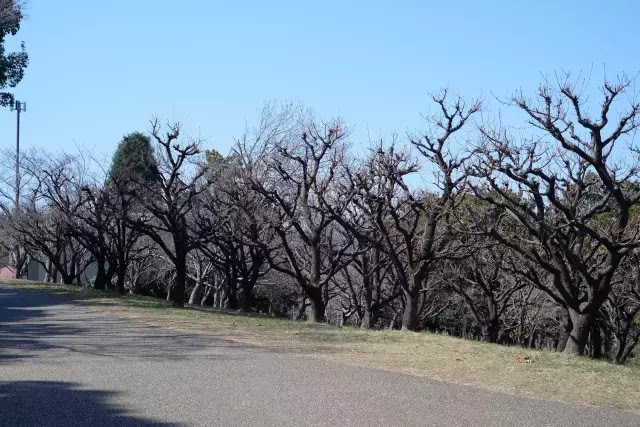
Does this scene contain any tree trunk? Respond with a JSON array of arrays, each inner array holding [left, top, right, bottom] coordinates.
[[222, 275, 239, 310], [226, 286, 238, 310], [200, 285, 212, 306], [60, 254, 76, 285], [239, 280, 256, 312], [616, 339, 637, 364], [615, 331, 629, 363], [171, 256, 186, 308], [130, 268, 142, 295], [115, 259, 127, 295], [603, 327, 614, 358], [563, 309, 592, 356], [74, 258, 82, 285], [213, 286, 221, 308], [61, 272, 74, 285], [556, 307, 572, 352], [305, 287, 325, 323], [401, 288, 419, 331], [294, 295, 307, 320], [590, 321, 603, 359], [481, 318, 500, 343], [360, 251, 374, 329], [93, 258, 108, 291], [389, 311, 400, 330], [44, 257, 54, 283], [106, 263, 116, 289], [619, 346, 633, 364], [11, 245, 27, 279], [361, 306, 375, 329], [188, 279, 203, 305]]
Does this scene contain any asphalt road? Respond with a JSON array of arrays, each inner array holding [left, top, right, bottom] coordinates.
[[1, 286, 639, 427]]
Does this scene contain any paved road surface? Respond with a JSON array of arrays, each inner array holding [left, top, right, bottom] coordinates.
[[1, 286, 639, 426]]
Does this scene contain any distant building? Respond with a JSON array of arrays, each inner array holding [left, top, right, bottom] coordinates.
[[0, 265, 15, 278], [23, 259, 98, 285]]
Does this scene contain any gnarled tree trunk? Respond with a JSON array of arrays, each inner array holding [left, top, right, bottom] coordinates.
[[401, 286, 420, 331], [305, 286, 326, 323], [563, 309, 592, 356]]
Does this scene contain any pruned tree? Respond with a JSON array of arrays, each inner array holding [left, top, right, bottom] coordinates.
[[327, 148, 403, 329], [449, 244, 526, 342], [602, 250, 640, 363], [195, 152, 273, 311], [247, 105, 354, 323], [335, 92, 479, 331], [471, 75, 640, 355], [28, 151, 118, 290], [128, 120, 211, 307]]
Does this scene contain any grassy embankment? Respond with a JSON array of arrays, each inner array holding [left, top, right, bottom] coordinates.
[[3, 278, 640, 411]]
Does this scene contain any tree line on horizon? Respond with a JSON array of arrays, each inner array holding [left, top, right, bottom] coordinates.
[[1, 76, 640, 364]]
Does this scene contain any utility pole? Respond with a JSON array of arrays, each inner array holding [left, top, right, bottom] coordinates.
[[10, 100, 26, 209]]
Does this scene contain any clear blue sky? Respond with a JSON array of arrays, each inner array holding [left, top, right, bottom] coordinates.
[[1, 0, 639, 159]]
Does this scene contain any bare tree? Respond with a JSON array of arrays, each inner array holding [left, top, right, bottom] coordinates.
[[449, 244, 526, 342], [334, 92, 479, 330], [12, 154, 90, 284], [471, 75, 640, 355], [602, 250, 640, 363], [195, 154, 273, 311], [39, 154, 115, 290], [0, 148, 34, 278], [128, 120, 211, 307], [247, 106, 353, 322], [327, 148, 404, 329]]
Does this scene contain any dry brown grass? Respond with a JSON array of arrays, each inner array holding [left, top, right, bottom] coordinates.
[[5, 280, 640, 411]]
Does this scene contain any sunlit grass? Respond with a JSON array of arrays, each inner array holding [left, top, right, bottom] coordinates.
[[4, 279, 640, 410]]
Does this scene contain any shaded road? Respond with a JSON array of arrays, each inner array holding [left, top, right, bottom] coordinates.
[[1, 286, 639, 427]]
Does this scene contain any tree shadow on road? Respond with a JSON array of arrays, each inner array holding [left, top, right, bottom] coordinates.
[[0, 381, 180, 426], [0, 287, 256, 365], [0, 288, 89, 364]]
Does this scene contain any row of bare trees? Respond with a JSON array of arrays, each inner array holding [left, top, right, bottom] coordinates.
[[2, 76, 640, 362]]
